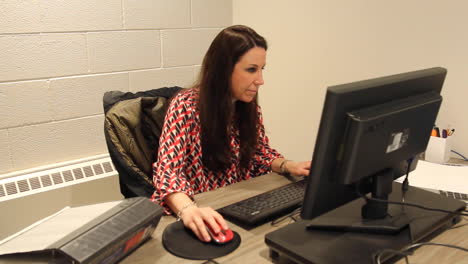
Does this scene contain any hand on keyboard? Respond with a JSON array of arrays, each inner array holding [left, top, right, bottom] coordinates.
[[284, 160, 312, 177]]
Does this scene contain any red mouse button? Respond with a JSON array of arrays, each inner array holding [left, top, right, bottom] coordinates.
[[206, 226, 234, 244], [220, 228, 234, 243]]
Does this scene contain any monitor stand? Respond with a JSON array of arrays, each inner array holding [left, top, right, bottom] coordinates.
[[265, 183, 465, 264], [306, 170, 409, 235]]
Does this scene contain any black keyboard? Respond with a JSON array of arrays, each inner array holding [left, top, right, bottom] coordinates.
[[218, 179, 306, 226]]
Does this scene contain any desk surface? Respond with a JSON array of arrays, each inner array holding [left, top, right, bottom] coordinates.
[[0, 172, 466, 264], [121, 173, 468, 264]]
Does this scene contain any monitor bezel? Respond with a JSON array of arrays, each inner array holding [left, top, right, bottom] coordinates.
[[300, 67, 447, 220]]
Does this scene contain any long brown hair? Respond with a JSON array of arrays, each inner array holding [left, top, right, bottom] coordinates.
[[197, 25, 268, 172]]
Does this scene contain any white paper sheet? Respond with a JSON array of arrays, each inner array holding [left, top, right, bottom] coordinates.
[[395, 160, 467, 193], [0, 200, 121, 255]]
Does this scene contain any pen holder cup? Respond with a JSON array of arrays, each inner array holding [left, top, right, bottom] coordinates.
[[425, 136, 451, 164]]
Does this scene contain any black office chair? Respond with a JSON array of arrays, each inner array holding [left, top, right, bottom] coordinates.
[[103, 86, 182, 198]]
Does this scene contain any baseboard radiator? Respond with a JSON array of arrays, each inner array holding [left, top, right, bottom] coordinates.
[[0, 154, 119, 202], [0, 154, 124, 241]]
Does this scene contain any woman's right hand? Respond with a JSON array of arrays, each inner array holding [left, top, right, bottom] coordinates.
[[180, 206, 229, 242]]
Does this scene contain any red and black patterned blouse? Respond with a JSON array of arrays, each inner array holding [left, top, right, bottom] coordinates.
[[152, 88, 283, 213]]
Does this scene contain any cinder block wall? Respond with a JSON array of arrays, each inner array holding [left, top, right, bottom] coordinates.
[[0, 0, 233, 174]]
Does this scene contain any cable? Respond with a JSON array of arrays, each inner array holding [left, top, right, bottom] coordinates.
[[374, 242, 468, 264], [374, 249, 410, 264], [405, 241, 468, 253], [271, 208, 301, 226], [451, 150, 468, 161], [450, 221, 468, 230], [358, 194, 468, 216], [401, 158, 414, 203], [357, 159, 468, 216]]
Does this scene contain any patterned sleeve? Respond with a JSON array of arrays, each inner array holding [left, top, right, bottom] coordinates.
[[250, 106, 284, 176], [152, 93, 195, 214]]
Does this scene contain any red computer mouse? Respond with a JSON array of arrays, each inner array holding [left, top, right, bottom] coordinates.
[[206, 225, 234, 245]]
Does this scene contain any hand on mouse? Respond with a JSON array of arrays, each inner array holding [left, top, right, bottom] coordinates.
[[180, 206, 229, 242], [206, 225, 234, 244], [165, 192, 229, 242]]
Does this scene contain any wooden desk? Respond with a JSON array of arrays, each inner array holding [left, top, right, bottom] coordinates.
[[0, 172, 466, 264], [121, 173, 467, 264]]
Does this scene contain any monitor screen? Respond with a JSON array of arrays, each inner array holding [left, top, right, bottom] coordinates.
[[300, 67, 447, 233]]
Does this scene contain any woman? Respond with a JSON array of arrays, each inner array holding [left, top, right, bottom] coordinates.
[[152, 25, 311, 242]]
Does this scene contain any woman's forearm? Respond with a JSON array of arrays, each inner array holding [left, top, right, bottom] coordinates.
[[272, 158, 311, 177], [165, 192, 197, 217], [272, 158, 290, 174]]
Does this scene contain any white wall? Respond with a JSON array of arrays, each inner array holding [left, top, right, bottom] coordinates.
[[234, 0, 468, 161], [2, 1, 466, 175], [0, 0, 233, 175]]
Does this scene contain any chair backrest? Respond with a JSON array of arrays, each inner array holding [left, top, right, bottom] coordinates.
[[103, 87, 182, 198]]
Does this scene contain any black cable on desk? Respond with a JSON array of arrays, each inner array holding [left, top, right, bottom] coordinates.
[[374, 242, 468, 264], [359, 195, 468, 216], [401, 158, 413, 204], [450, 217, 468, 229], [359, 157, 468, 217], [271, 208, 301, 226], [407, 242, 468, 252], [451, 149, 468, 161], [373, 249, 410, 264]]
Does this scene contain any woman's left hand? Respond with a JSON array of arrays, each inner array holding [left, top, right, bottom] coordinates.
[[285, 160, 311, 176]]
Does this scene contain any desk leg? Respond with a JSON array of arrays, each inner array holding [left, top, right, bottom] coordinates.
[[269, 248, 279, 260]]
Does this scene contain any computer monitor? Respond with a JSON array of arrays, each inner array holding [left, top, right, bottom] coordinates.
[[300, 67, 448, 233]]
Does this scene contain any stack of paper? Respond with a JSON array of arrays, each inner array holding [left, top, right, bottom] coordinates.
[[396, 160, 467, 194]]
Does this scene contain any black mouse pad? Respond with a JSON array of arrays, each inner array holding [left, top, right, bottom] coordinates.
[[162, 221, 241, 260]]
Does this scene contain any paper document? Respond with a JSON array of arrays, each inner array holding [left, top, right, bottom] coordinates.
[[0, 201, 121, 255], [395, 160, 467, 194]]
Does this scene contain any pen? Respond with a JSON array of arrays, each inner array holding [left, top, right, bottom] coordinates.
[[431, 126, 439, 137], [442, 129, 447, 138], [448, 129, 455, 136], [434, 127, 440, 137]]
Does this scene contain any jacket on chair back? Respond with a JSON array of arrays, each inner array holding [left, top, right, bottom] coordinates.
[[103, 87, 182, 198]]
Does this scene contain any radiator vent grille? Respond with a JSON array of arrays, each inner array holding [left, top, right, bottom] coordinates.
[[83, 166, 94, 177], [17, 179, 30, 192], [5, 182, 17, 195], [63, 170, 74, 182], [93, 164, 104, 175], [52, 172, 63, 184], [41, 175, 52, 187], [29, 177, 41, 190], [0, 158, 116, 202], [73, 168, 84, 179]]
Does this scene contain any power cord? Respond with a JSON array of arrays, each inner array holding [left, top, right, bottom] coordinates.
[[358, 157, 467, 217], [271, 208, 301, 226], [401, 158, 413, 204], [359, 194, 468, 216], [450, 217, 468, 229], [374, 249, 410, 264], [374, 242, 468, 264], [369, 159, 468, 263], [451, 149, 468, 161]]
